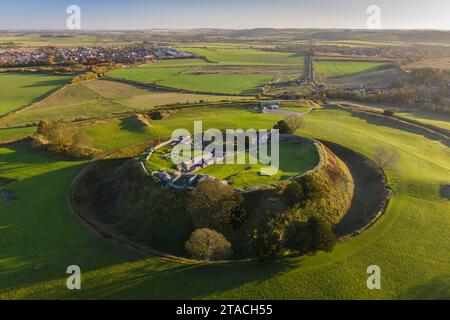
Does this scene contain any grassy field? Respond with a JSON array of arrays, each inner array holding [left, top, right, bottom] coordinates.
[[107, 66, 190, 84], [1, 105, 449, 299], [397, 110, 450, 130], [83, 106, 282, 151], [0, 127, 35, 143], [315, 60, 388, 78], [145, 139, 319, 188], [197, 140, 319, 188], [0, 73, 72, 116], [177, 48, 305, 66], [327, 67, 407, 89], [160, 73, 274, 94], [107, 48, 304, 95], [0, 80, 247, 127]]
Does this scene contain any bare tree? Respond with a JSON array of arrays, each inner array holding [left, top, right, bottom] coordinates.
[[373, 147, 400, 170], [286, 116, 305, 132]]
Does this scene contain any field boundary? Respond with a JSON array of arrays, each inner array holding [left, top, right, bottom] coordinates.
[[335, 102, 450, 139], [101, 75, 254, 97]]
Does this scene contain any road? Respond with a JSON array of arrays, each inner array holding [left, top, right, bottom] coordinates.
[[262, 109, 307, 116]]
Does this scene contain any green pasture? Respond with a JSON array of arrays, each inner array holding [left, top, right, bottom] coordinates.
[[83, 106, 282, 151], [0, 80, 246, 127], [160, 73, 273, 94], [0, 73, 72, 115], [177, 48, 305, 66], [0, 127, 35, 143], [106, 48, 305, 95], [197, 140, 319, 189], [315, 61, 388, 78], [398, 110, 450, 130], [0, 106, 449, 299]]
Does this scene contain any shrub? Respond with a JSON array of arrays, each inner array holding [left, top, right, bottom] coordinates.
[[273, 119, 291, 134], [71, 72, 97, 83], [185, 228, 232, 261], [383, 109, 396, 117], [149, 111, 163, 120], [31, 120, 98, 159]]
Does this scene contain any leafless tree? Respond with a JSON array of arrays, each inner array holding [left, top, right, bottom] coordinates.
[[373, 146, 400, 170]]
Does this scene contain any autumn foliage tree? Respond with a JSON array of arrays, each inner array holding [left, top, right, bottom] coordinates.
[[186, 179, 246, 230], [31, 120, 98, 159], [185, 228, 232, 261]]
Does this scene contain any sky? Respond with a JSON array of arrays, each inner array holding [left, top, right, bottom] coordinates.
[[1, 0, 450, 30]]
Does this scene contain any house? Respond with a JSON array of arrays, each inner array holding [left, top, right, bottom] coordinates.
[[260, 101, 280, 110]]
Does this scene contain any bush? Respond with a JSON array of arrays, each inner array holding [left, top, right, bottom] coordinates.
[[150, 111, 163, 120], [31, 120, 98, 159], [273, 119, 291, 134], [383, 109, 396, 117], [185, 228, 232, 261], [71, 72, 97, 83]]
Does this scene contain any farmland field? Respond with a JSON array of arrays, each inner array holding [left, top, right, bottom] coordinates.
[[0, 127, 35, 143], [160, 73, 274, 94], [315, 60, 389, 78], [327, 67, 407, 89], [397, 110, 450, 130], [0, 80, 247, 127], [0, 73, 72, 115], [107, 48, 305, 94], [1, 106, 449, 299], [176, 48, 305, 66], [83, 106, 283, 151]]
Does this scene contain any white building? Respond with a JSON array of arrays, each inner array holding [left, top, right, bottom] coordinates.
[[260, 101, 280, 110]]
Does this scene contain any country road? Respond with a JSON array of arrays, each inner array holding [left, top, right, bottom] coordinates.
[[262, 109, 307, 116]]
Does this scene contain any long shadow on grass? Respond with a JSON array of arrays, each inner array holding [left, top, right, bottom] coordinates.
[[320, 140, 388, 237], [349, 111, 450, 148], [397, 274, 450, 299], [23, 78, 70, 88], [58, 259, 297, 299], [118, 117, 146, 133], [0, 151, 297, 299]]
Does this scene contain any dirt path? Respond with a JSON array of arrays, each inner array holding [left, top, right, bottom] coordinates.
[[262, 109, 307, 116]]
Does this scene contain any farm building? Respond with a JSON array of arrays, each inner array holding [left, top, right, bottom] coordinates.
[[260, 101, 280, 110]]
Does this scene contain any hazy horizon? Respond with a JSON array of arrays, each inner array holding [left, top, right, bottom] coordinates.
[[1, 0, 450, 31]]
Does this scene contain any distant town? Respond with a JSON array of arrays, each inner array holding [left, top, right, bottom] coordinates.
[[0, 45, 194, 67]]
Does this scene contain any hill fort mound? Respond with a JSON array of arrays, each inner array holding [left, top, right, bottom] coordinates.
[[70, 135, 362, 261]]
